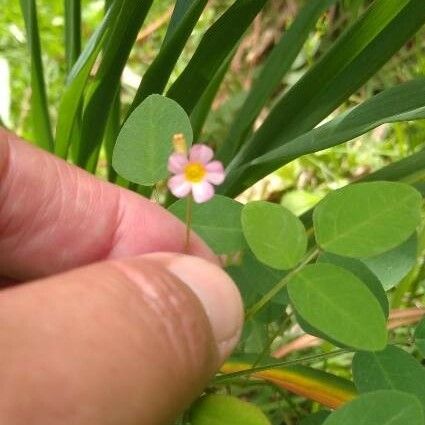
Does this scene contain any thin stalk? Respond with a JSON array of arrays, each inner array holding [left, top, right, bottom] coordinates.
[[213, 349, 347, 384], [64, 0, 81, 72], [245, 248, 320, 321], [185, 195, 193, 253]]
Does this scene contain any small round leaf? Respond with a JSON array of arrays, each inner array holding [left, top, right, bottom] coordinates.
[[313, 182, 422, 258], [112, 94, 192, 185], [242, 201, 307, 270], [288, 263, 387, 351]]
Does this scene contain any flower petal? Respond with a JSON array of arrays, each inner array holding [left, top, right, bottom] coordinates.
[[168, 174, 191, 198], [205, 160, 225, 185], [189, 144, 214, 164], [168, 153, 188, 174], [192, 181, 214, 203]]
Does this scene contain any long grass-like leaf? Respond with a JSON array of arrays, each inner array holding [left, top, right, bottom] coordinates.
[[64, 0, 81, 72], [167, 0, 268, 114], [222, 79, 425, 195], [55, 7, 114, 158], [77, 0, 154, 169], [218, 0, 336, 163], [227, 0, 425, 180], [20, 0, 54, 151], [128, 0, 208, 115]]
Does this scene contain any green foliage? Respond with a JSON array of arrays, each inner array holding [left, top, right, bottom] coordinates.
[[322, 390, 424, 425], [190, 394, 271, 425], [241, 201, 307, 270], [287, 263, 387, 350], [353, 345, 425, 412], [112, 94, 192, 185], [313, 182, 422, 257], [169, 195, 244, 254], [300, 411, 331, 425]]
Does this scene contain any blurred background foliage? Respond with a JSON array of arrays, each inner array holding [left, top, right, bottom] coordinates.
[[1, 0, 424, 214]]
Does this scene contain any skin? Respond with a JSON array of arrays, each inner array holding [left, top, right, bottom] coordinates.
[[0, 129, 243, 425]]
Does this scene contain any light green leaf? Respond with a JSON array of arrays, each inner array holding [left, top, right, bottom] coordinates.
[[414, 318, 425, 358], [241, 201, 307, 270], [169, 195, 243, 254], [360, 234, 417, 290], [318, 252, 389, 318], [323, 390, 423, 425], [353, 345, 425, 412], [288, 263, 387, 351], [313, 182, 422, 258], [112, 95, 192, 186], [190, 394, 271, 425]]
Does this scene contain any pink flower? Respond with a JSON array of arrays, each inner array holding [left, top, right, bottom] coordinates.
[[167, 144, 225, 203]]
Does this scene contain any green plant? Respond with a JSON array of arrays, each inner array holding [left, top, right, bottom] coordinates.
[[6, 0, 425, 423]]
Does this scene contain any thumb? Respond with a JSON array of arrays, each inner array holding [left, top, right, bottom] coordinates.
[[0, 253, 243, 425]]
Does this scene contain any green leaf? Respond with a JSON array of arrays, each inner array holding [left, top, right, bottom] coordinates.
[[169, 195, 244, 254], [128, 0, 208, 113], [112, 94, 192, 186], [287, 263, 387, 351], [323, 390, 424, 425], [360, 234, 417, 290], [353, 345, 425, 412], [227, 248, 288, 306], [313, 182, 422, 258], [228, 79, 425, 193], [167, 0, 267, 113], [414, 318, 425, 358], [317, 252, 389, 318], [19, 0, 54, 151], [64, 0, 81, 72], [77, 0, 154, 168], [55, 7, 114, 158], [218, 0, 335, 163], [300, 411, 331, 425], [230, 0, 425, 169], [241, 201, 307, 270], [190, 394, 271, 425]]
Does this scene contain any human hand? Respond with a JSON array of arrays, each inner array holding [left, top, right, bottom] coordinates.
[[0, 129, 243, 425]]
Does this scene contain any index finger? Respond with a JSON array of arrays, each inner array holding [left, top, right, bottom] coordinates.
[[0, 129, 216, 281]]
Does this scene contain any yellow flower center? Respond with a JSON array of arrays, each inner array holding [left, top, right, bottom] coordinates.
[[184, 162, 206, 183]]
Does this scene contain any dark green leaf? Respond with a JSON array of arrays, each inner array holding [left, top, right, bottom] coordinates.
[[288, 263, 387, 351], [167, 0, 268, 113], [300, 411, 331, 425], [64, 0, 81, 72], [414, 318, 425, 358], [113, 94, 192, 186]]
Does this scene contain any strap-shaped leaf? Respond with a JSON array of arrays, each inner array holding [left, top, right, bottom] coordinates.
[[223, 78, 425, 195], [167, 0, 268, 113], [223, 0, 425, 195], [19, 0, 54, 151], [218, 0, 336, 163], [76, 0, 154, 168]]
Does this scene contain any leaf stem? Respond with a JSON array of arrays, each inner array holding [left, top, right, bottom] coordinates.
[[245, 247, 320, 321], [185, 195, 193, 253]]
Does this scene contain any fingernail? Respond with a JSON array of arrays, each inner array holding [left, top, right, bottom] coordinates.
[[151, 254, 243, 362]]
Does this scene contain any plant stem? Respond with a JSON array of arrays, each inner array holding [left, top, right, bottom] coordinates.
[[245, 248, 320, 321], [185, 195, 193, 253], [213, 349, 347, 384]]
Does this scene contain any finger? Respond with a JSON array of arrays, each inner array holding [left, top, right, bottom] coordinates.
[[0, 130, 216, 281], [0, 253, 243, 425]]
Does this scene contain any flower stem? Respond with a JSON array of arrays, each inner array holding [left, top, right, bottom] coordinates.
[[244, 247, 320, 321], [184, 195, 193, 253]]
